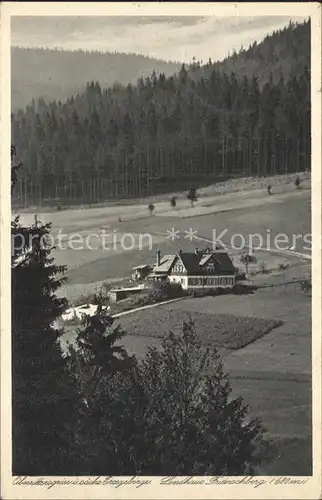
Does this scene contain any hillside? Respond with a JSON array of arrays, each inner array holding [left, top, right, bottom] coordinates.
[[11, 20, 310, 207], [11, 47, 181, 111], [194, 20, 310, 88]]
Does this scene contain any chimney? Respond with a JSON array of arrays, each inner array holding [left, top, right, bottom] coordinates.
[[156, 250, 161, 266]]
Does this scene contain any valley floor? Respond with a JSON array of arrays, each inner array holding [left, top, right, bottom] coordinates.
[[19, 176, 312, 476]]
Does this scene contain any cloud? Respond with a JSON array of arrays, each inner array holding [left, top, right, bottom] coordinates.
[[11, 15, 307, 63]]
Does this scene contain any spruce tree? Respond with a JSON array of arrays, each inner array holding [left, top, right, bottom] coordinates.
[[11, 149, 78, 474], [66, 299, 136, 474]]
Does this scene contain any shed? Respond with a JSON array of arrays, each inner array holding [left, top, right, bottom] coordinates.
[[108, 289, 127, 303], [108, 285, 147, 303], [132, 264, 152, 281]]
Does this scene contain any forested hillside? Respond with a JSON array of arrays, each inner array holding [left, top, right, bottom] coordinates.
[[11, 47, 181, 111], [11, 20, 310, 206], [195, 19, 310, 87]]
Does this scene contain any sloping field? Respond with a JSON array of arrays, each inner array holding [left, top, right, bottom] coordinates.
[[17, 171, 310, 214], [118, 308, 283, 351]]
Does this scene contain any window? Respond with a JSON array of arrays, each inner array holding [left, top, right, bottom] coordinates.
[[188, 277, 203, 286]]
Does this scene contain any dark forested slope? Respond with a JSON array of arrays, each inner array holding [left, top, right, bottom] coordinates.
[[11, 20, 310, 205], [196, 20, 310, 87], [11, 47, 181, 111]]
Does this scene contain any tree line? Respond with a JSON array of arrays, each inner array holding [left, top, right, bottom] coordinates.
[[11, 20, 310, 206]]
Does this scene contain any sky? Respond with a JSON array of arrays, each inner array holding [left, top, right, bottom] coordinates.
[[11, 15, 307, 63]]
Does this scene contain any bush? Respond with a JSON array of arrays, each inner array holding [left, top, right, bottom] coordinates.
[[259, 262, 270, 274], [149, 280, 185, 302], [278, 263, 289, 272], [148, 203, 155, 215], [187, 187, 198, 206], [300, 278, 311, 295], [236, 270, 246, 281], [110, 292, 149, 315]]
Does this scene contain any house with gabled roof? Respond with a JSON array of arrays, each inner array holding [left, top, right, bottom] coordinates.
[[148, 247, 236, 292]]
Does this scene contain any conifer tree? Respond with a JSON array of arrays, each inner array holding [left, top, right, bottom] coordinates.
[[11, 148, 78, 474], [66, 299, 136, 474]]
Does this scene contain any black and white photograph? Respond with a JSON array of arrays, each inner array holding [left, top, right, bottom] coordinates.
[[1, 2, 321, 499]]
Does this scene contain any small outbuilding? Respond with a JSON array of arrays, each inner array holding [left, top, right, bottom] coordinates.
[[131, 264, 152, 282], [108, 284, 146, 303]]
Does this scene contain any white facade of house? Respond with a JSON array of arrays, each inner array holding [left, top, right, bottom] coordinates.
[[169, 275, 189, 289], [169, 274, 235, 290]]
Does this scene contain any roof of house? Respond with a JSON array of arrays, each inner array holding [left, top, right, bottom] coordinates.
[[110, 285, 146, 293], [148, 272, 169, 278], [132, 264, 151, 270], [152, 254, 177, 273], [211, 252, 236, 273]]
